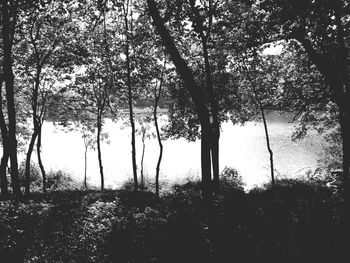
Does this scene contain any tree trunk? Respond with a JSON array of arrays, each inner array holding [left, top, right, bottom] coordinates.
[[339, 101, 350, 212], [147, 0, 212, 198], [0, 77, 9, 198], [201, 126, 212, 200], [97, 115, 104, 190], [37, 125, 46, 192], [84, 145, 88, 189], [24, 130, 38, 195], [260, 105, 275, 190], [140, 129, 146, 190], [332, 5, 350, 210], [2, 0, 21, 198], [124, 6, 138, 191], [25, 59, 41, 195], [154, 94, 163, 198], [0, 142, 9, 199], [295, 28, 349, 206], [242, 60, 276, 192], [201, 33, 220, 191], [211, 132, 220, 189]]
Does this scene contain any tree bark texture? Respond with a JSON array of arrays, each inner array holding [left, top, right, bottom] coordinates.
[[84, 145, 88, 189], [244, 66, 275, 191], [140, 129, 146, 189], [201, 38, 220, 190], [37, 125, 46, 192], [1, 0, 21, 198], [147, 0, 213, 198], [0, 75, 9, 198], [25, 131, 38, 195], [124, 2, 138, 191], [260, 105, 275, 190], [97, 114, 104, 190], [293, 12, 350, 240], [154, 71, 164, 198], [295, 34, 350, 211]]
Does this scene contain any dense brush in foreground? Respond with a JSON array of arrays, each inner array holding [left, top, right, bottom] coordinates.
[[0, 177, 344, 263]]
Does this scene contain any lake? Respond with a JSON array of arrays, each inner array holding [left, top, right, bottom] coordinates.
[[24, 110, 323, 190]]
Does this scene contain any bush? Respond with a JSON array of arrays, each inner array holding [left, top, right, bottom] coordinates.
[[0, 200, 53, 262], [46, 170, 80, 190], [107, 205, 168, 263], [220, 166, 245, 192], [18, 161, 42, 190], [80, 199, 119, 262]]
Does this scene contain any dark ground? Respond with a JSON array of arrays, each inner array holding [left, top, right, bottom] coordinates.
[[0, 177, 345, 263]]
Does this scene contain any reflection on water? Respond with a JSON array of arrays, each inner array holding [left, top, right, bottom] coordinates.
[[30, 110, 323, 190]]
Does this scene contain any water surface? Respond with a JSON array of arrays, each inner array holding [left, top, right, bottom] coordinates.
[[33, 110, 323, 189]]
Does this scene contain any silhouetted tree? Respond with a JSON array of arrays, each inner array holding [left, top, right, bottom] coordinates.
[[1, 0, 21, 198]]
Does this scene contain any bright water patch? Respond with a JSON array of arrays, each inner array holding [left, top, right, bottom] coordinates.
[[29, 110, 323, 190]]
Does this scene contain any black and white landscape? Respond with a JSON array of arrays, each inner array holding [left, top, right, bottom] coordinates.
[[1, 0, 349, 262]]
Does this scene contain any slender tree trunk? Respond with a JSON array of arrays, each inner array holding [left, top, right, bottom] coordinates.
[[243, 62, 275, 192], [211, 133, 219, 188], [124, 6, 138, 191], [127, 62, 138, 191], [202, 126, 212, 200], [0, 77, 9, 198], [0, 142, 9, 199], [201, 34, 220, 191], [140, 129, 146, 190], [2, 0, 21, 198], [25, 61, 41, 194], [153, 58, 166, 198], [97, 115, 104, 190], [339, 101, 350, 211], [154, 97, 163, 198], [147, 0, 212, 198], [37, 125, 46, 192], [333, 4, 350, 210], [260, 105, 275, 190], [84, 145, 88, 189], [24, 130, 38, 195], [336, 94, 350, 261]]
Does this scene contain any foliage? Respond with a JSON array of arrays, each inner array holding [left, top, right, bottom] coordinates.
[[219, 166, 245, 192], [0, 176, 345, 262], [80, 199, 118, 262], [18, 162, 42, 190], [46, 170, 81, 191], [1, 0, 349, 260], [18, 163, 80, 192], [0, 200, 53, 261]]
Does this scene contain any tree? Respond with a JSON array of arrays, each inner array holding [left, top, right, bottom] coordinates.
[[153, 58, 167, 198], [135, 113, 153, 190], [236, 50, 282, 192], [0, 74, 9, 198], [187, 0, 221, 189], [147, 0, 215, 198], [261, 0, 350, 213], [1, 0, 21, 198], [81, 126, 95, 189], [17, 3, 62, 193], [121, 0, 138, 191], [74, 61, 112, 190]]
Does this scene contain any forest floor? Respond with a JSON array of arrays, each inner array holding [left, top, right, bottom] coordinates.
[[0, 177, 345, 263]]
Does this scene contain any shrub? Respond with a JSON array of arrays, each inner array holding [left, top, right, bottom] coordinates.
[[220, 166, 245, 192], [107, 205, 168, 263], [80, 199, 119, 262], [0, 200, 53, 262], [46, 170, 80, 190], [18, 161, 42, 190]]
